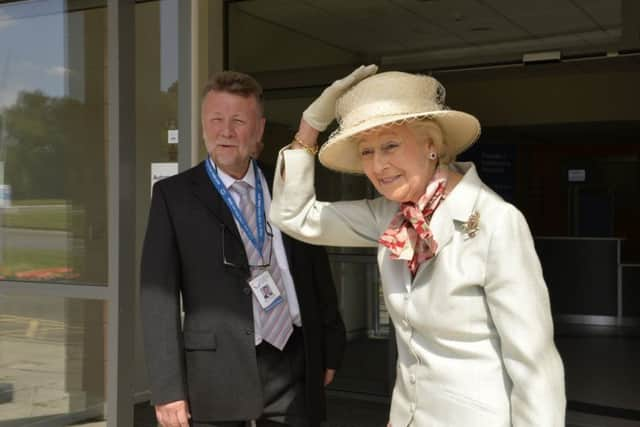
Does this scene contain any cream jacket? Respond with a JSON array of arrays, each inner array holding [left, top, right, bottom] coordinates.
[[269, 149, 566, 427]]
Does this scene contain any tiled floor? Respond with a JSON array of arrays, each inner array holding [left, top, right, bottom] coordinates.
[[321, 327, 640, 427], [127, 399, 640, 427], [127, 326, 640, 427], [558, 335, 640, 412], [566, 410, 640, 427], [56, 407, 640, 427], [2, 325, 639, 426]]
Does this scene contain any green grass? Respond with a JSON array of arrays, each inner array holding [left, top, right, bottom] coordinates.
[[2, 208, 68, 230], [2, 248, 67, 269], [0, 248, 69, 279], [12, 199, 67, 206], [1, 204, 85, 231]]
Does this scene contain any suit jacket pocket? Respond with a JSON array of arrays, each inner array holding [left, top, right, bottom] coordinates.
[[183, 330, 217, 351]]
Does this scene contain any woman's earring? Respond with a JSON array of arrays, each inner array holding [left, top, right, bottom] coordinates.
[[429, 152, 437, 160]]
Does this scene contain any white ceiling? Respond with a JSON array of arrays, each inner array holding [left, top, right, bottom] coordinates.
[[232, 0, 624, 69]]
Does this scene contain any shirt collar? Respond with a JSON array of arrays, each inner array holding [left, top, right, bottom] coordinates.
[[209, 157, 256, 190]]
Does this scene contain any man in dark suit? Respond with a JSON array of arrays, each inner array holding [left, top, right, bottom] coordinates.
[[140, 71, 346, 427]]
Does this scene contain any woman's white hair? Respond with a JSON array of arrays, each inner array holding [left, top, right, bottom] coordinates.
[[406, 119, 454, 164], [354, 118, 454, 164]]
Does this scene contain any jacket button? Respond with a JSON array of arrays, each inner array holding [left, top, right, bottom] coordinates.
[[243, 287, 251, 295], [245, 328, 254, 335]]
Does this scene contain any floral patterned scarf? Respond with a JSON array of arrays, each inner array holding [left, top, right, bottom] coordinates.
[[378, 168, 448, 276]]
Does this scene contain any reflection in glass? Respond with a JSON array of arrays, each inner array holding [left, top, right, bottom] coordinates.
[[0, 295, 106, 424], [0, 1, 107, 284], [327, 256, 391, 397], [328, 255, 389, 337]]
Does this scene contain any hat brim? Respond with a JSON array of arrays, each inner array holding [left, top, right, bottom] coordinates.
[[318, 110, 481, 174]]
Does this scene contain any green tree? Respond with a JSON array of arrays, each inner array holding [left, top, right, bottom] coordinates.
[[2, 90, 86, 199]]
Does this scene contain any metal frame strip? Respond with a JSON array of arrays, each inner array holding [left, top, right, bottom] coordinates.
[[106, 0, 136, 425], [178, 0, 193, 171], [0, 281, 109, 300]]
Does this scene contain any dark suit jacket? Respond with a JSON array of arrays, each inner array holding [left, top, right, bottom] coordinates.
[[140, 161, 346, 424]]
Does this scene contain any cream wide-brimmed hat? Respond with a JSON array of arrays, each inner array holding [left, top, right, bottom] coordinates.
[[318, 71, 481, 174]]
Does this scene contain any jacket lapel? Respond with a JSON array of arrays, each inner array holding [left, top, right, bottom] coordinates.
[[429, 199, 454, 255], [190, 161, 242, 241], [413, 163, 483, 279], [259, 161, 297, 270], [443, 162, 483, 233]]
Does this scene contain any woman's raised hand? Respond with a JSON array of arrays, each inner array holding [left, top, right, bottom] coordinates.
[[302, 64, 378, 131]]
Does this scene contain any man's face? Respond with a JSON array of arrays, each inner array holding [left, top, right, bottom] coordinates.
[[201, 90, 265, 179]]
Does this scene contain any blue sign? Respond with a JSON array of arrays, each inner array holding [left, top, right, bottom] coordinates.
[[0, 184, 10, 208]]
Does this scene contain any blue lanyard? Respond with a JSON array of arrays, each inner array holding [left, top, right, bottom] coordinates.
[[205, 158, 266, 254]]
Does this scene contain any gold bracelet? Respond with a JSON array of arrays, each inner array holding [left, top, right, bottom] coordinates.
[[292, 134, 319, 156]]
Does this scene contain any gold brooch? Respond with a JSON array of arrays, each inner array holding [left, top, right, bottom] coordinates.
[[462, 211, 480, 239]]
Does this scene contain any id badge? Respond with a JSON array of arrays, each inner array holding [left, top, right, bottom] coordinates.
[[249, 271, 283, 311]]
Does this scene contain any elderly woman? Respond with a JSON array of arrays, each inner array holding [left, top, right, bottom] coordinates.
[[269, 66, 565, 427]]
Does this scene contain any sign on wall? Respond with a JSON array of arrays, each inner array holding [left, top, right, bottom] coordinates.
[[150, 162, 178, 196]]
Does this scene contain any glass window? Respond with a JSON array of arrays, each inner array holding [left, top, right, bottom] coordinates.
[[0, 1, 108, 285], [0, 295, 107, 424], [0, 0, 180, 422]]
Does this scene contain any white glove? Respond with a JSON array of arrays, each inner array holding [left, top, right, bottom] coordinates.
[[302, 64, 378, 132]]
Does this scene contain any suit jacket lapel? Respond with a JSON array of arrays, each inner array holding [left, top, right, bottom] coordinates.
[[190, 161, 242, 241], [444, 162, 483, 230], [258, 161, 297, 269], [429, 201, 455, 255], [432, 162, 483, 253], [195, 159, 296, 269], [413, 163, 483, 279]]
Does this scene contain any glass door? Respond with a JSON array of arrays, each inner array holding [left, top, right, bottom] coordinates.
[[0, 1, 110, 424]]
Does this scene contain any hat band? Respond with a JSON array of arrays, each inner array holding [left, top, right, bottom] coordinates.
[[333, 109, 448, 139], [338, 98, 445, 127]]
